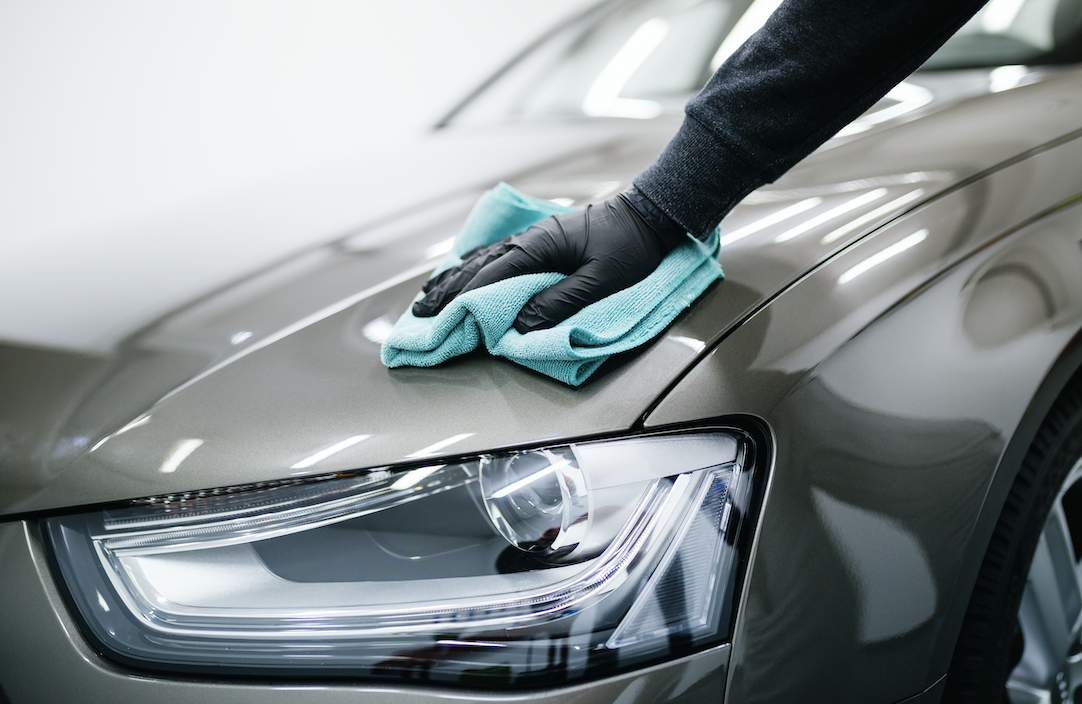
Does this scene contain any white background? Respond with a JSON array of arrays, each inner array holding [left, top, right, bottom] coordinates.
[[0, 0, 591, 253]]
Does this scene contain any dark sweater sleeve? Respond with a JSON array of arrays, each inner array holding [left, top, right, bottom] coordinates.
[[633, 0, 989, 238]]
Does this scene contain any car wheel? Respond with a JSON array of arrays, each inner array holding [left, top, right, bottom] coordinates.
[[944, 374, 1082, 704]]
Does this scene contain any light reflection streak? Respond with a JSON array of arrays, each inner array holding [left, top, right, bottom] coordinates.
[[489, 460, 571, 500], [291, 435, 372, 470], [390, 464, 446, 491], [582, 19, 668, 119], [710, 0, 784, 69], [437, 639, 508, 648], [743, 172, 947, 204], [159, 439, 204, 474], [719, 197, 821, 247], [406, 433, 474, 459], [836, 82, 933, 136], [774, 189, 888, 243], [670, 335, 705, 353], [90, 414, 152, 453], [361, 316, 395, 345], [821, 189, 925, 244], [982, 0, 1027, 32], [116, 414, 150, 435], [989, 65, 1029, 92], [425, 238, 455, 259], [838, 229, 928, 285]]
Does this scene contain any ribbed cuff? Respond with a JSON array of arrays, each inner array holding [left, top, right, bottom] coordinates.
[[633, 114, 762, 240]]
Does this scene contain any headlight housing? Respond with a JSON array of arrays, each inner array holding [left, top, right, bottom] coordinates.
[[45, 428, 759, 687]]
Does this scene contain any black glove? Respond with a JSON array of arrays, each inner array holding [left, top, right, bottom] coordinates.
[[412, 186, 688, 333]]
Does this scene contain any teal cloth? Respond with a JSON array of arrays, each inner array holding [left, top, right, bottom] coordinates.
[[381, 183, 723, 386]]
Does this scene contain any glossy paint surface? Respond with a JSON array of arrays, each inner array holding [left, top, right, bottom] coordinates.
[[648, 134, 1082, 701], [1, 69, 1080, 517], [1, 40, 1082, 704]]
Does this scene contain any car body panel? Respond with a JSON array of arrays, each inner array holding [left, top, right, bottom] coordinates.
[[2, 69, 1081, 518], [647, 146, 1082, 701], [2, 6, 1082, 693]]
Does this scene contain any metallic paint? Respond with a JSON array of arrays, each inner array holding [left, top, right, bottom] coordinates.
[[0, 50, 1081, 704], [1, 70, 1080, 518], [649, 149, 1082, 702]]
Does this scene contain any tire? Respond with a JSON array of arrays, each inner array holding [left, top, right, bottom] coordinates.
[[944, 374, 1082, 704]]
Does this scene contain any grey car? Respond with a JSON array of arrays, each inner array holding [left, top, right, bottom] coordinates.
[[3, 0, 1082, 702]]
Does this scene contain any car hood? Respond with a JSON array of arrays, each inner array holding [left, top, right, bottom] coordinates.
[[3, 67, 1080, 516]]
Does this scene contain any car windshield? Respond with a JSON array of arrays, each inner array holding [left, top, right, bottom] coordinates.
[[447, 0, 1082, 125]]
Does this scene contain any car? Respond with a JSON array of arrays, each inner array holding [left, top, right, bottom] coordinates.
[[2, 0, 1082, 702]]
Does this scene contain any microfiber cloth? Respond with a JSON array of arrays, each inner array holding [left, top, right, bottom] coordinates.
[[381, 183, 722, 386]]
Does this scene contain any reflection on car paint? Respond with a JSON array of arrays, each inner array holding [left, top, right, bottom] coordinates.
[[812, 488, 937, 643], [837, 229, 929, 285], [582, 18, 669, 119], [291, 435, 373, 471], [158, 438, 204, 474], [821, 189, 925, 244], [406, 433, 476, 459], [772, 189, 889, 243], [650, 195, 1082, 702], [835, 82, 934, 137], [362, 315, 397, 345], [720, 198, 822, 247]]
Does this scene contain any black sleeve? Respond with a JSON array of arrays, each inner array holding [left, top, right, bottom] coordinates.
[[633, 0, 990, 238]]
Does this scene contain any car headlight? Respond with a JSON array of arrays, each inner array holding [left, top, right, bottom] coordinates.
[[45, 428, 759, 686]]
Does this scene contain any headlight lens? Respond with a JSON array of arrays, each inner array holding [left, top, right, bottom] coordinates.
[[480, 447, 590, 558], [45, 429, 757, 686]]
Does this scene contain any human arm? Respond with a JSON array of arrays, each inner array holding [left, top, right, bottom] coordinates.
[[416, 0, 990, 330]]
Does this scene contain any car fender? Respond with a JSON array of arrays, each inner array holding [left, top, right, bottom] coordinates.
[[644, 136, 1082, 703]]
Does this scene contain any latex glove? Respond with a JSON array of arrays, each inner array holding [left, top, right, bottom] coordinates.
[[412, 186, 687, 333]]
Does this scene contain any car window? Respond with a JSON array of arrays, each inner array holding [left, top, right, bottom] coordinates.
[[446, 0, 1082, 125], [449, 0, 751, 124], [923, 0, 1082, 68]]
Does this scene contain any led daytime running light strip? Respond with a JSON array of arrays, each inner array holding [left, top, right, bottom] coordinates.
[[97, 465, 473, 556], [103, 473, 384, 530], [93, 473, 717, 639]]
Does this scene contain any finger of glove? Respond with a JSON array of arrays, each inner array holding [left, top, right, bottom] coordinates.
[[412, 242, 514, 317], [420, 239, 511, 295], [512, 259, 621, 334], [455, 230, 563, 297]]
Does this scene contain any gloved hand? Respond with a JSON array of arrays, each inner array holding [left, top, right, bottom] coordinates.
[[412, 186, 688, 333]]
